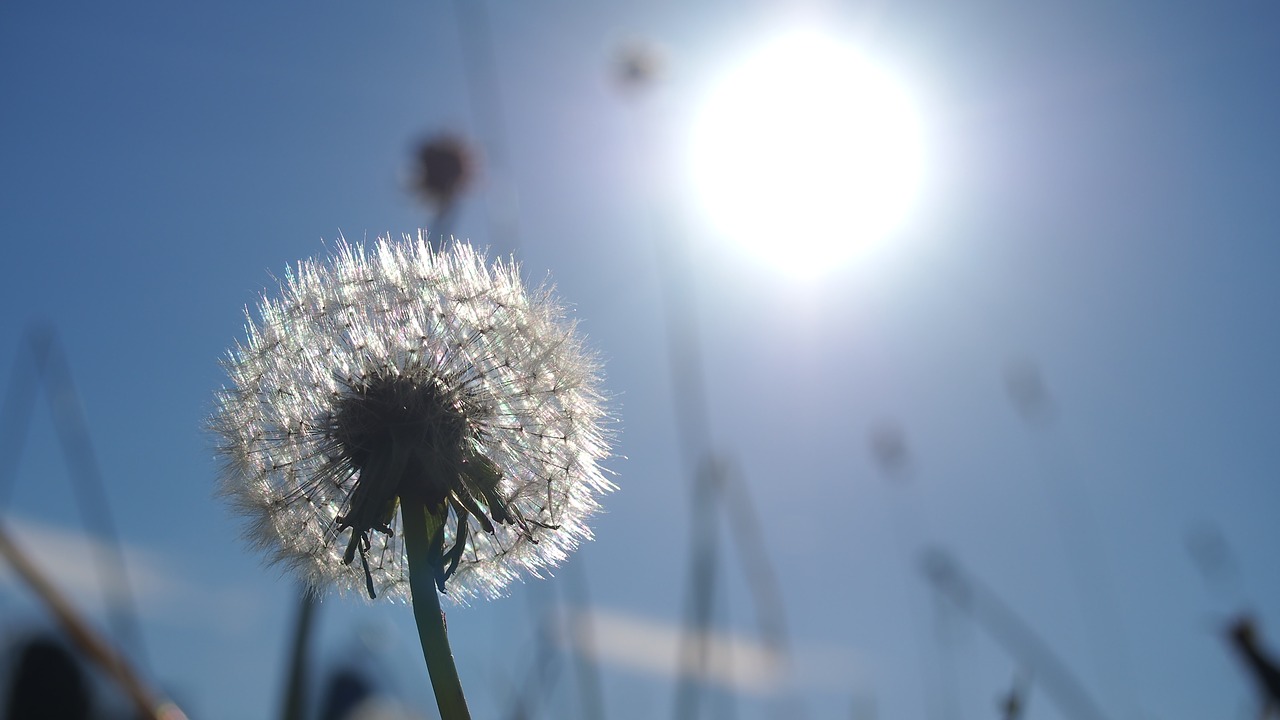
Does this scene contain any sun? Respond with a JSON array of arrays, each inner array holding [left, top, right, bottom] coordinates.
[[689, 29, 926, 278]]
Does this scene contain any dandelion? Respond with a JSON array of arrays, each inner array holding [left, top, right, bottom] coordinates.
[[410, 134, 475, 239], [211, 233, 613, 718], [411, 135, 473, 209]]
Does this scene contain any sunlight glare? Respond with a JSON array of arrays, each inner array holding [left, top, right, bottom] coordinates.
[[690, 30, 925, 277]]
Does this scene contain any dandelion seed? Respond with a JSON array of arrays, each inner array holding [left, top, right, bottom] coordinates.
[[211, 233, 613, 602]]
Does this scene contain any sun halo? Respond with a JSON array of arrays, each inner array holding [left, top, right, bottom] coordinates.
[[689, 30, 926, 279]]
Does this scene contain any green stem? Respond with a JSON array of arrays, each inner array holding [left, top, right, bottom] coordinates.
[[280, 588, 316, 720], [402, 500, 472, 720]]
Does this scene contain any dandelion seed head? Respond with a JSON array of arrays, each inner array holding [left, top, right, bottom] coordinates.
[[212, 233, 614, 601]]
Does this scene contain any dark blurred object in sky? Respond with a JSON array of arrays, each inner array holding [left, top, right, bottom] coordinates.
[[614, 41, 663, 92], [1185, 522, 1240, 590], [1226, 615, 1280, 713], [5, 633, 91, 720], [999, 671, 1031, 720], [869, 420, 911, 480], [410, 134, 474, 211], [1004, 359, 1056, 426], [317, 666, 375, 720]]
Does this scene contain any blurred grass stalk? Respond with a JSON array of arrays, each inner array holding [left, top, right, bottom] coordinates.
[[0, 519, 186, 720], [280, 588, 316, 720]]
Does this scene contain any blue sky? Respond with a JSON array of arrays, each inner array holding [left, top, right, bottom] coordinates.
[[1, 1, 1278, 719]]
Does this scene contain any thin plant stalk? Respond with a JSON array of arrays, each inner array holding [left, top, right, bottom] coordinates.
[[402, 500, 472, 720], [0, 520, 185, 720], [564, 560, 606, 720], [280, 588, 316, 720], [0, 327, 150, 668]]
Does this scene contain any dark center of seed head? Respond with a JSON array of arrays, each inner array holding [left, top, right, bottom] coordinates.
[[334, 373, 469, 506]]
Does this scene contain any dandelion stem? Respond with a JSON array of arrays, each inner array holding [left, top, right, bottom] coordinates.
[[403, 500, 472, 720], [280, 587, 316, 720]]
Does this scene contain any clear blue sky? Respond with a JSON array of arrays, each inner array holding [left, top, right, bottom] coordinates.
[[1, 1, 1278, 719]]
